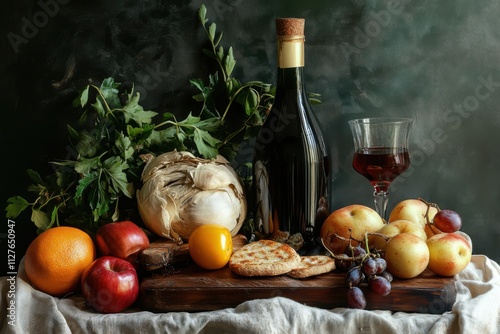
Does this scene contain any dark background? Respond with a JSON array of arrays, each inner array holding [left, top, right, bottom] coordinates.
[[2, 0, 500, 276]]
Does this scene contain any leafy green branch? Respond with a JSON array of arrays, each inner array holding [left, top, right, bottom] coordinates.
[[194, 4, 274, 159]]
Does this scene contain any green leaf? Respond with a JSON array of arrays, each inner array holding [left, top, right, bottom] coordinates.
[[147, 127, 177, 146], [115, 132, 134, 160], [162, 112, 176, 121], [226, 77, 240, 96], [49, 205, 60, 228], [208, 23, 216, 42], [178, 113, 201, 126], [103, 157, 133, 198], [176, 129, 187, 147], [247, 81, 272, 92], [89, 183, 110, 222], [101, 77, 119, 90], [76, 131, 98, 157], [236, 87, 259, 115], [189, 78, 205, 92], [67, 124, 79, 139], [79, 86, 89, 107], [74, 171, 98, 205], [121, 93, 158, 126], [198, 4, 207, 24], [27, 183, 46, 194], [194, 128, 220, 158], [127, 124, 153, 137], [92, 98, 106, 117], [217, 46, 224, 63], [111, 198, 120, 222], [192, 93, 205, 102], [126, 83, 137, 101], [6, 196, 30, 218], [27, 169, 44, 186], [225, 78, 233, 95], [196, 117, 223, 132], [190, 77, 218, 104], [209, 73, 218, 87], [50, 160, 77, 168], [74, 157, 100, 174], [31, 209, 50, 229], [224, 47, 236, 77], [100, 77, 121, 109]]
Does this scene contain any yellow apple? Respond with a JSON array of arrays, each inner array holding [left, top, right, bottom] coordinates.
[[373, 219, 427, 251], [320, 204, 385, 254], [426, 232, 472, 276], [384, 233, 430, 279], [388, 199, 438, 230]]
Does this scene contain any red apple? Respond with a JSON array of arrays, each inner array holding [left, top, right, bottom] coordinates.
[[96, 221, 150, 267], [426, 232, 472, 276], [81, 256, 139, 313]]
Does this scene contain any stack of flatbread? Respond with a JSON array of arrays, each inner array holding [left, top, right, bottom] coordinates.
[[229, 239, 335, 278]]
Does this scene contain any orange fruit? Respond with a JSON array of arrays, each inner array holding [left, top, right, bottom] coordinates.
[[25, 226, 96, 296]]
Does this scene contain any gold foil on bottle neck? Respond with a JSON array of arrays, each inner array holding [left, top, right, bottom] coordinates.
[[277, 34, 304, 68]]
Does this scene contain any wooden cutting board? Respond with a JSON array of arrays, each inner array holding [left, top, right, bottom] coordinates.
[[139, 236, 456, 314]]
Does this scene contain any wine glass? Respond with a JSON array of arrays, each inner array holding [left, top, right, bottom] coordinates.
[[348, 118, 413, 219]]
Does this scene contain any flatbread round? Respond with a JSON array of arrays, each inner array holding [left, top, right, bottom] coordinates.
[[288, 255, 336, 279], [229, 240, 301, 277]]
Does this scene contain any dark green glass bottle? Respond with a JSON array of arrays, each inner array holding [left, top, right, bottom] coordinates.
[[253, 18, 330, 251]]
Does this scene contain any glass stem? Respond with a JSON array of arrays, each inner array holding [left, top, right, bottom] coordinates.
[[373, 190, 388, 221]]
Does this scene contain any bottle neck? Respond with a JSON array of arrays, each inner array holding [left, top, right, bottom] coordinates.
[[276, 35, 305, 91], [277, 35, 305, 68]]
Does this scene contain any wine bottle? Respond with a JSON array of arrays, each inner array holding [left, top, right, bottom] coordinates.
[[253, 18, 330, 251]]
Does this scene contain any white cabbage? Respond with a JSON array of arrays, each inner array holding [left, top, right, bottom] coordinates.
[[136, 150, 247, 243]]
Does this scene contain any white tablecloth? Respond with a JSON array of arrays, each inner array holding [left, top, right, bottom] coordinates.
[[1, 255, 500, 334]]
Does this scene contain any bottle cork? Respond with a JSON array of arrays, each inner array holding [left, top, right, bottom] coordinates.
[[275, 18, 305, 36]]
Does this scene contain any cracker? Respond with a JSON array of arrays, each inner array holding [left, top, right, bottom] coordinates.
[[229, 240, 301, 277], [288, 255, 336, 279]]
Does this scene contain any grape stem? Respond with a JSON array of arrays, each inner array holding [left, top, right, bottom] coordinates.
[[368, 232, 391, 242], [320, 238, 366, 262], [418, 197, 442, 235], [320, 232, 389, 261]]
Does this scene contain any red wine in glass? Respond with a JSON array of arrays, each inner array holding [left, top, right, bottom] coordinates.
[[348, 117, 413, 219], [352, 147, 410, 193]]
